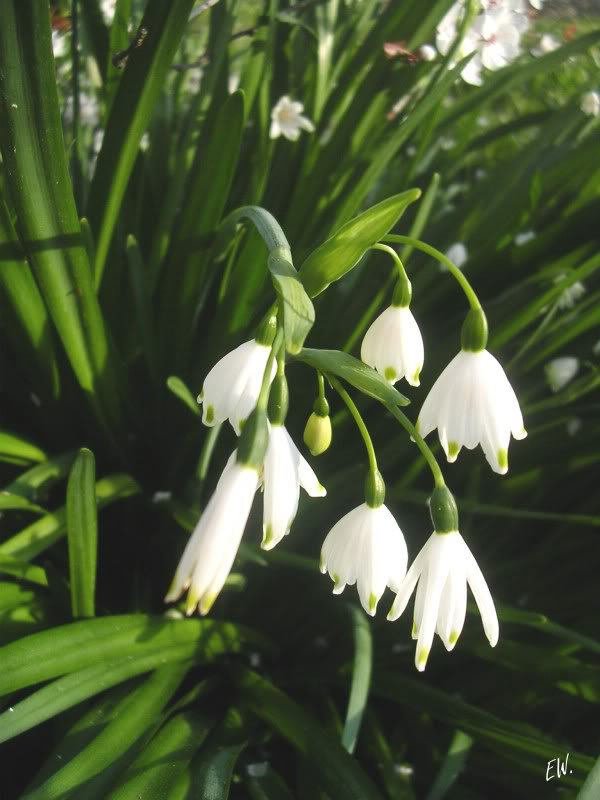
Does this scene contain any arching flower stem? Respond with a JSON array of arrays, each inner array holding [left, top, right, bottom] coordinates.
[[386, 403, 446, 489], [329, 376, 378, 479], [383, 234, 482, 312], [257, 325, 284, 412]]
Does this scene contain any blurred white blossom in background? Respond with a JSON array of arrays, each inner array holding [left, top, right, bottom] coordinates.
[[514, 230, 536, 246], [532, 33, 560, 56], [554, 273, 586, 310], [270, 96, 315, 141], [444, 242, 468, 270], [581, 91, 600, 117], [545, 356, 580, 393], [436, 0, 530, 86]]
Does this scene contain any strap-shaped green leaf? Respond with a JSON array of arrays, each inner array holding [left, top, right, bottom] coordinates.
[[191, 708, 248, 800], [0, 473, 139, 561], [0, 199, 60, 399], [227, 207, 315, 354], [579, 758, 600, 800], [67, 449, 98, 618], [375, 672, 593, 788], [0, 1, 122, 434], [235, 669, 384, 800], [299, 190, 421, 297], [295, 349, 409, 407], [106, 707, 217, 800], [87, 0, 196, 284], [2, 451, 76, 501], [0, 614, 260, 697], [167, 376, 201, 417], [0, 432, 47, 465], [341, 606, 372, 755], [157, 91, 246, 367], [245, 765, 296, 800], [0, 556, 48, 587], [0, 654, 192, 745], [0, 494, 45, 515], [24, 663, 188, 800]]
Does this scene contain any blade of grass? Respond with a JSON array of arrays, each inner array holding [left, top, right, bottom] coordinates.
[[87, 0, 196, 285], [66, 448, 98, 618]]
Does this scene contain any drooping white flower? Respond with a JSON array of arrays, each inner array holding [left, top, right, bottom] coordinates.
[[388, 531, 499, 671], [417, 349, 526, 474], [444, 242, 468, 270], [262, 424, 326, 550], [581, 91, 600, 117], [269, 96, 315, 141], [199, 339, 276, 434], [361, 305, 424, 386], [554, 273, 586, 310], [165, 452, 259, 615], [320, 503, 408, 616], [545, 356, 579, 393]]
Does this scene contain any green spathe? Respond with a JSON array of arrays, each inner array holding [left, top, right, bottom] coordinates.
[[461, 307, 489, 352], [237, 409, 269, 468], [364, 469, 385, 509], [268, 373, 289, 426], [429, 485, 459, 533]]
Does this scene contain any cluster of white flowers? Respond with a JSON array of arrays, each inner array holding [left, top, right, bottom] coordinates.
[[166, 233, 527, 671], [436, 0, 536, 86]]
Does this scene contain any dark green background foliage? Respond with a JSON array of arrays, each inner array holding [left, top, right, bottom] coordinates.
[[0, 0, 599, 797]]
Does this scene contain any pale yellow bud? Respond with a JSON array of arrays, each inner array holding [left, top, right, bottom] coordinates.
[[303, 412, 332, 456]]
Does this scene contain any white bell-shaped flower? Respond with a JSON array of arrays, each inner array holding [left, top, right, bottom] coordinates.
[[388, 531, 499, 671], [262, 424, 326, 550], [269, 96, 315, 141], [361, 305, 424, 386], [165, 452, 259, 615], [199, 339, 276, 434], [417, 349, 526, 474], [320, 503, 408, 616]]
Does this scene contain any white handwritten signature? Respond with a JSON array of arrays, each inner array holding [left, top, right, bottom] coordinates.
[[546, 753, 572, 781]]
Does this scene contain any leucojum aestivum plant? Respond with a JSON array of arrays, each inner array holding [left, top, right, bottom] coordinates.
[[165, 204, 526, 673]]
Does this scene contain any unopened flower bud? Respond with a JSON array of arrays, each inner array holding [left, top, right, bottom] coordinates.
[[303, 411, 332, 456]]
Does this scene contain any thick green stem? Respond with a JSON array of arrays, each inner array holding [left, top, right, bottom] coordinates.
[[383, 234, 481, 311], [386, 404, 446, 489], [257, 327, 284, 411], [329, 377, 378, 476]]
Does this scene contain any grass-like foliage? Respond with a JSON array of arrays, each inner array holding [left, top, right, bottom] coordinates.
[[0, 1, 599, 797]]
